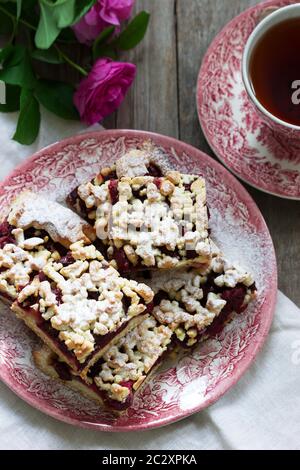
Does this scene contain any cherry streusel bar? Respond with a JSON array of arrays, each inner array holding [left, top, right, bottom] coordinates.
[[1, 192, 154, 376], [0, 191, 95, 303], [138, 245, 257, 347], [13, 239, 154, 376], [34, 315, 173, 411], [68, 171, 211, 273]]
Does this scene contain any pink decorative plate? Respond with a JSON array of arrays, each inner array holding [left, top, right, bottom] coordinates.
[[0, 130, 277, 431], [197, 0, 300, 200]]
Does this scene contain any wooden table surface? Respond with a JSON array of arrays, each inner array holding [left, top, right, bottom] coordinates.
[[103, 0, 300, 307]]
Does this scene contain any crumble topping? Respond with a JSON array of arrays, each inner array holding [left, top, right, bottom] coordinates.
[[77, 172, 210, 270], [0, 228, 52, 299], [115, 141, 170, 179], [8, 191, 95, 247], [17, 240, 154, 363], [142, 251, 255, 346], [93, 315, 173, 403], [116, 150, 153, 179]]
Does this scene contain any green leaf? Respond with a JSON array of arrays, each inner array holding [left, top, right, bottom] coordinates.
[[35, 1, 61, 49], [35, 0, 79, 49], [93, 26, 116, 60], [31, 47, 64, 64], [13, 88, 41, 145], [16, 0, 22, 19], [0, 84, 21, 112], [55, 0, 75, 29], [113, 11, 150, 51], [35, 79, 79, 120], [72, 0, 96, 25], [0, 45, 36, 88]]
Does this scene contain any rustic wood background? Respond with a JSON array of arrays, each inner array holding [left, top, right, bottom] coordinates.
[[103, 0, 300, 307]]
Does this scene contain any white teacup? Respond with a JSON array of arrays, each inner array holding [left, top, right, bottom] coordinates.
[[242, 3, 300, 139]]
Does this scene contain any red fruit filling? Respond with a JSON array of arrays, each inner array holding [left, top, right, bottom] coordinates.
[[0, 235, 15, 248], [53, 360, 73, 382], [145, 301, 154, 314], [108, 180, 119, 205], [67, 188, 89, 219], [52, 287, 63, 305], [59, 253, 75, 267], [39, 272, 47, 282], [113, 247, 131, 272], [0, 220, 12, 237], [0, 220, 15, 248], [119, 379, 135, 391], [221, 285, 247, 314], [147, 163, 163, 177], [153, 177, 162, 189], [101, 170, 117, 181]]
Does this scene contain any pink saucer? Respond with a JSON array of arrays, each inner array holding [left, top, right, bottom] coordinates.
[[0, 130, 277, 431], [197, 0, 300, 200]]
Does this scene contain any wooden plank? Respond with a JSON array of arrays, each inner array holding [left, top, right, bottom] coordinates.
[[176, 0, 300, 306], [116, 0, 179, 138]]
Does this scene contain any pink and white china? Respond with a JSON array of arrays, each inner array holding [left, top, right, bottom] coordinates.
[[197, 0, 300, 200], [243, 3, 300, 140], [0, 130, 277, 431]]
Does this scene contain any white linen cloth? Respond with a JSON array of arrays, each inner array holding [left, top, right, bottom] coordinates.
[[0, 111, 300, 450]]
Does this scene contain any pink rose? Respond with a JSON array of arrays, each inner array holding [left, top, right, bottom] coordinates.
[[73, 0, 135, 45], [74, 58, 136, 124]]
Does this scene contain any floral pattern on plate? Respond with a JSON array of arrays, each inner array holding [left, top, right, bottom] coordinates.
[[0, 130, 277, 431]]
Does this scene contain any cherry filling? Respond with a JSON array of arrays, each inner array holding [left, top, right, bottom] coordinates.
[[153, 177, 162, 189], [122, 294, 132, 312], [0, 220, 15, 248], [67, 188, 89, 219], [146, 163, 163, 177], [59, 252, 75, 267], [39, 272, 47, 282], [155, 278, 255, 348], [101, 170, 117, 181], [0, 220, 12, 237], [145, 301, 154, 314], [113, 247, 131, 272], [221, 286, 248, 314], [53, 287, 63, 305], [108, 180, 119, 205], [53, 360, 73, 381]]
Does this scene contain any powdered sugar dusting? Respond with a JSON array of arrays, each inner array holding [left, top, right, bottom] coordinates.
[[7, 191, 93, 246]]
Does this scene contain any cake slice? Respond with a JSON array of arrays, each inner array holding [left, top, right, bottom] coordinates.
[[33, 315, 173, 411], [0, 191, 95, 303], [12, 239, 154, 376], [67, 141, 170, 220], [138, 244, 257, 347], [68, 171, 210, 273]]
